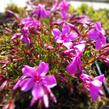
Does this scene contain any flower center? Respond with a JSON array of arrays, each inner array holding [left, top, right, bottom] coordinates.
[[62, 35, 67, 41], [35, 75, 41, 82]]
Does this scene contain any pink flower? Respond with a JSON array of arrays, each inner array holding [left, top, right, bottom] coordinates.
[[12, 27, 30, 44], [89, 75, 104, 100], [32, 4, 50, 18], [52, 24, 78, 49], [12, 31, 30, 44], [88, 22, 106, 49], [13, 62, 57, 108], [80, 73, 105, 100], [12, 17, 40, 44], [58, 0, 70, 19], [63, 41, 85, 59], [21, 17, 40, 29]]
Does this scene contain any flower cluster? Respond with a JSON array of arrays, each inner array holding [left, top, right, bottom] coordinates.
[[11, 0, 109, 108]]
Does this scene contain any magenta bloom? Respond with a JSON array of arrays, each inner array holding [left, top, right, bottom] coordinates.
[[21, 17, 40, 44], [13, 62, 57, 108], [89, 75, 104, 100], [63, 42, 85, 60], [52, 24, 78, 49], [67, 55, 82, 76], [21, 27, 30, 44], [12, 17, 40, 44], [88, 22, 106, 49], [12, 28, 30, 44], [80, 73, 105, 100], [32, 4, 50, 18], [21, 17, 40, 29], [58, 0, 70, 19]]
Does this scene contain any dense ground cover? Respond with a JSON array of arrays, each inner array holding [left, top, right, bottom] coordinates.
[[1, 1, 109, 109]]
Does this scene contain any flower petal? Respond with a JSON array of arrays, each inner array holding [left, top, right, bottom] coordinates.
[[95, 22, 102, 32], [32, 4, 49, 18], [95, 35, 106, 49], [13, 79, 21, 90], [43, 94, 49, 108], [63, 42, 72, 49], [89, 84, 100, 101], [59, 0, 69, 12], [88, 29, 98, 40], [80, 73, 91, 81], [52, 28, 61, 37], [101, 36, 106, 45], [22, 65, 36, 77], [95, 39, 102, 49], [20, 78, 34, 92], [46, 87, 57, 103], [74, 42, 85, 54], [62, 24, 71, 35], [42, 75, 57, 88], [91, 79, 102, 87], [67, 56, 82, 75], [32, 84, 44, 100], [21, 35, 30, 44], [68, 32, 78, 41], [37, 62, 49, 76], [94, 74, 105, 83]]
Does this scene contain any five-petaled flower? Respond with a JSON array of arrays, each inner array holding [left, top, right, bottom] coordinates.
[[88, 22, 106, 49], [52, 24, 78, 49], [13, 62, 57, 108], [80, 73, 105, 100]]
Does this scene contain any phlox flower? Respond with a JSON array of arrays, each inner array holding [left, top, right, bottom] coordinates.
[[80, 73, 105, 100], [12, 28, 30, 44], [52, 24, 78, 49], [88, 22, 106, 49], [12, 17, 40, 44], [58, 0, 70, 19], [32, 4, 50, 18], [64, 42, 85, 75], [13, 62, 57, 108], [51, 0, 70, 19], [63, 41, 85, 61], [21, 17, 40, 29], [21, 27, 30, 44]]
